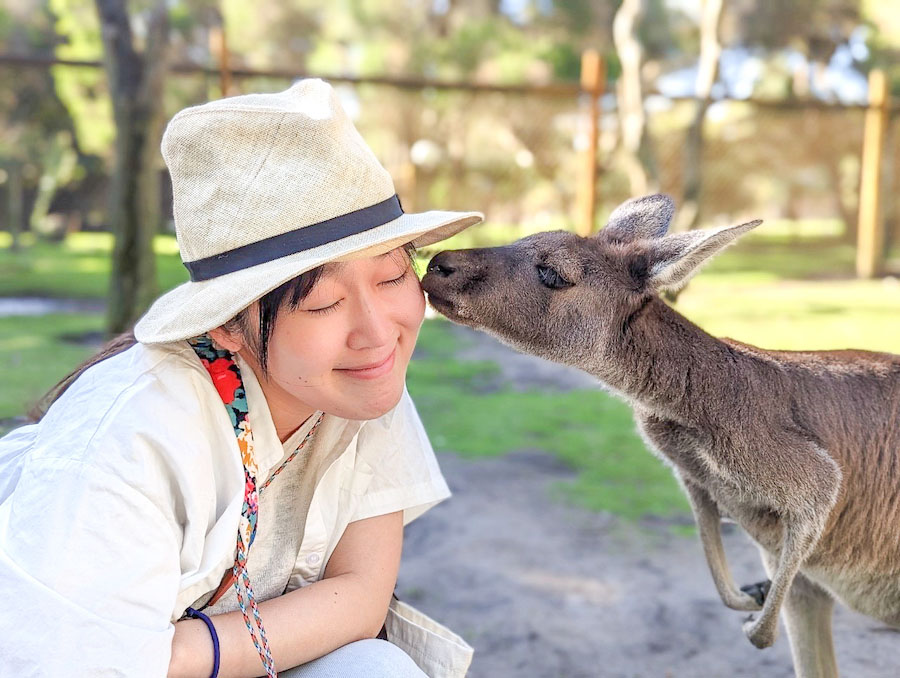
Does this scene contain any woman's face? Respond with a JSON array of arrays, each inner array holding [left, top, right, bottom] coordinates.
[[237, 248, 425, 432]]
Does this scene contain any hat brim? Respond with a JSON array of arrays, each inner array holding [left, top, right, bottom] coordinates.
[[134, 209, 483, 344]]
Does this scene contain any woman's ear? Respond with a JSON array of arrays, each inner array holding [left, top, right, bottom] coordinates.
[[208, 326, 245, 353]]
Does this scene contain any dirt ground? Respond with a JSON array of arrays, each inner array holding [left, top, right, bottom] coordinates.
[[398, 325, 899, 678]]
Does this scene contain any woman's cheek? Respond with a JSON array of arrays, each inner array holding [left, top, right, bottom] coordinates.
[[274, 330, 335, 384], [406, 281, 427, 327]]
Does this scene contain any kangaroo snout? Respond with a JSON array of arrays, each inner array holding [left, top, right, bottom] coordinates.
[[422, 249, 484, 296], [425, 250, 460, 277], [422, 250, 470, 322], [422, 249, 499, 327]]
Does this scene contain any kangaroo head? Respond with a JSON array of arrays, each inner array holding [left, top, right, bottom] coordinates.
[[421, 194, 761, 369]]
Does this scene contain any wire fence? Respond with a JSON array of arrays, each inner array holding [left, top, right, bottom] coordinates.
[[3, 56, 899, 258]]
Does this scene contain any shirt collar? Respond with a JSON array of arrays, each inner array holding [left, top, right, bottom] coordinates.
[[234, 353, 299, 472]]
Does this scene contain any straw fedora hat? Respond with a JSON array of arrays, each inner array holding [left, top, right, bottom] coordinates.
[[134, 79, 483, 344]]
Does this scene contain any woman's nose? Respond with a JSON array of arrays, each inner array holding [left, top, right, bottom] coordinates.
[[347, 297, 394, 350]]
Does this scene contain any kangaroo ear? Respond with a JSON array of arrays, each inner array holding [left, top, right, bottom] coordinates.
[[602, 194, 675, 242], [647, 219, 762, 290]]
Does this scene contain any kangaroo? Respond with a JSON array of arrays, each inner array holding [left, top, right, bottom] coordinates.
[[420, 194, 900, 678]]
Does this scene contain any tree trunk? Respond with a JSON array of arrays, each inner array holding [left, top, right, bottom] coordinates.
[[96, 0, 169, 335], [29, 133, 78, 240], [613, 0, 657, 196], [675, 0, 724, 232], [7, 162, 23, 253]]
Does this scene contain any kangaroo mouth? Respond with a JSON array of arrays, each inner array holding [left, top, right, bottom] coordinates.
[[423, 270, 482, 327], [425, 290, 460, 319], [421, 276, 464, 322]]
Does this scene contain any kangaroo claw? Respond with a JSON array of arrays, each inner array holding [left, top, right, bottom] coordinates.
[[740, 579, 771, 607]]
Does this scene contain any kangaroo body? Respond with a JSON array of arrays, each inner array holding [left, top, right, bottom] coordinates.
[[421, 194, 900, 677], [630, 301, 900, 627]]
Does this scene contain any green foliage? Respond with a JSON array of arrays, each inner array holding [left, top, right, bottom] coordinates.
[[638, 0, 677, 58], [548, 0, 594, 36], [436, 19, 497, 76], [541, 42, 581, 82], [0, 2, 78, 177], [50, 0, 115, 157]]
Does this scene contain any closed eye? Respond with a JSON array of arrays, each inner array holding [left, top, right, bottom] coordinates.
[[307, 300, 342, 315], [380, 270, 408, 287], [536, 265, 572, 289], [308, 269, 407, 314]]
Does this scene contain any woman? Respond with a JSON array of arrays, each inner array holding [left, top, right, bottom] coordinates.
[[0, 79, 481, 677]]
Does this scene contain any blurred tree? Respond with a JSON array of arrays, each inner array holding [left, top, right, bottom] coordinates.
[[95, 0, 169, 334], [614, 0, 658, 195], [859, 0, 900, 250], [50, 0, 115, 155], [29, 131, 78, 238], [723, 0, 860, 99], [861, 0, 900, 80], [0, 0, 82, 246], [675, 0, 723, 231], [217, 0, 619, 223]]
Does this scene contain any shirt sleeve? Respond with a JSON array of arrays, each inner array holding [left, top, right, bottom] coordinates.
[[0, 452, 181, 677], [350, 389, 451, 525]]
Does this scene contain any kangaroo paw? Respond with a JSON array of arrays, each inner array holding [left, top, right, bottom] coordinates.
[[740, 579, 771, 607], [742, 613, 778, 649], [721, 589, 763, 611]]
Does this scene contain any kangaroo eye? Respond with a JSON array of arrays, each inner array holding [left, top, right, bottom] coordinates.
[[536, 265, 572, 289]]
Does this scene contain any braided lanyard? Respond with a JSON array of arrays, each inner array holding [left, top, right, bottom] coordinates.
[[189, 335, 323, 677]]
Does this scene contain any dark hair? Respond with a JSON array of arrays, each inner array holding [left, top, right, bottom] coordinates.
[[221, 265, 326, 374], [31, 244, 417, 420]]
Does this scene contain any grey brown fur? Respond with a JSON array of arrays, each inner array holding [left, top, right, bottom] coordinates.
[[421, 194, 900, 678]]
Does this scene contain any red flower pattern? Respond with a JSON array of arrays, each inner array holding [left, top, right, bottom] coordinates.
[[202, 357, 241, 403]]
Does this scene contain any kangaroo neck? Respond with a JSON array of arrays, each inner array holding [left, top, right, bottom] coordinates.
[[600, 295, 741, 421]]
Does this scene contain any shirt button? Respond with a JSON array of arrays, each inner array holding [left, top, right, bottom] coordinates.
[[306, 552, 321, 565]]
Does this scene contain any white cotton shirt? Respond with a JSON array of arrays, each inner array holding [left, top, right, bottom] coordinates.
[[0, 340, 450, 677]]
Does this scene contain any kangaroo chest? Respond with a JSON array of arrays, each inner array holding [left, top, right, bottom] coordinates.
[[635, 412, 784, 546]]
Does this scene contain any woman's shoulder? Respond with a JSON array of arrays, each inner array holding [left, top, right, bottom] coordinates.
[[43, 340, 213, 431], [3, 341, 237, 495]]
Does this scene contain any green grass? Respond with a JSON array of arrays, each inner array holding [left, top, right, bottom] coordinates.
[[3, 224, 900, 520], [0, 313, 104, 422], [0, 232, 187, 298], [706, 241, 858, 281], [678, 276, 900, 354], [409, 319, 689, 519]]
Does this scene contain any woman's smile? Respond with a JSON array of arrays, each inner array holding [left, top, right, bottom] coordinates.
[[335, 345, 397, 380]]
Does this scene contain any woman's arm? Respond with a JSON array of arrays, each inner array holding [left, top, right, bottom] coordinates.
[[168, 510, 403, 678]]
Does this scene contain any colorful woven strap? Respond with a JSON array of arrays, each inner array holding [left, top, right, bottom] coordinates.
[[189, 335, 322, 678]]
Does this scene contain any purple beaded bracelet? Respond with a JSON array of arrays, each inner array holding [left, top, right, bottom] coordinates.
[[185, 607, 221, 678]]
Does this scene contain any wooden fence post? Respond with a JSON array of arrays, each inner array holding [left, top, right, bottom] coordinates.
[[209, 11, 232, 97], [576, 49, 605, 236], [856, 69, 889, 278]]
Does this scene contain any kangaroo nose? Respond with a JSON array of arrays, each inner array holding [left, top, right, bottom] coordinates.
[[426, 251, 458, 277]]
